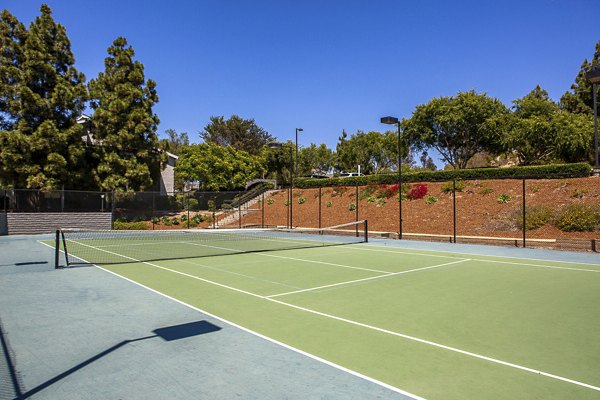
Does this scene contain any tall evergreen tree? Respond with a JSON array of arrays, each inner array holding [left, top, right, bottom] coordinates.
[[560, 41, 600, 115], [0, 5, 87, 188], [88, 37, 161, 191]]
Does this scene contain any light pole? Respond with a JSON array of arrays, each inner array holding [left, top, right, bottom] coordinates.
[[269, 142, 294, 229], [381, 116, 402, 239], [295, 128, 303, 177], [100, 194, 105, 212], [586, 65, 600, 175]]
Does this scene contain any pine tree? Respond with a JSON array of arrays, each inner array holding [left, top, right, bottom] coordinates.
[[560, 41, 600, 115], [0, 5, 87, 188], [88, 37, 161, 191]]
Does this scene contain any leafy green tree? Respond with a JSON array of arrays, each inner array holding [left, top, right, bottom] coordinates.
[[88, 37, 161, 191], [159, 128, 189, 156], [336, 130, 412, 174], [401, 90, 508, 169], [560, 41, 600, 115], [200, 115, 273, 155], [176, 143, 266, 191], [297, 143, 334, 175], [492, 86, 592, 165], [0, 5, 88, 189]]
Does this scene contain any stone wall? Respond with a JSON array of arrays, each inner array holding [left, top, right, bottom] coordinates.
[[2, 212, 112, 235]]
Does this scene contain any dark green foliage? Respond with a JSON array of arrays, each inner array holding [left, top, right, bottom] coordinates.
[[113, 221, 148, 230], [200, 115, 272, 156], [497, 194, 511, 204], [0, 5, 88, 189], [295, 163, 592, 188], [516, 206, 554, 230], [88, 37, 161, 191], [159, 129, 189, 156], [554, 204, 600, 232], [297, 143, 335, 176], [560, 41, 600, 115]]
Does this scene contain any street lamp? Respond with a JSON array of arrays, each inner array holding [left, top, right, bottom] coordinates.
[[586, 65, 600, 175], [100, 194, 105, 212], [380, 116, 402, 239], [269, 142, 294, 229], [295, 128, 303, 177]]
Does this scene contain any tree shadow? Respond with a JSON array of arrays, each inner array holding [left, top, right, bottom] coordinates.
[[16, 320, 221, 399]]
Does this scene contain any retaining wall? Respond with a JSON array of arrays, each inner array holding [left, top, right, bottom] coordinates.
[[2, 212, 112, 235]]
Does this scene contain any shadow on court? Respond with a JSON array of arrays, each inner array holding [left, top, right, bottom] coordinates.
[[15, 321, 221, 399]]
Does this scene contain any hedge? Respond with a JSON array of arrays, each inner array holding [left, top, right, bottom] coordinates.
[[294, 163, 592, 188]]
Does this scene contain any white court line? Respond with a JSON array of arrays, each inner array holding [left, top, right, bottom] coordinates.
[[68, 239, 600, 394], [267, 259, 470, 298], [181, 241, 394, 274], [349, 246, 600, 273]]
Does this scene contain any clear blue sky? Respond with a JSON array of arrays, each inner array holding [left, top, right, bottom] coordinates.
[[4, 0, 600, 165]]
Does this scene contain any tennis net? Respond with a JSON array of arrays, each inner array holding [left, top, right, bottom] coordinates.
[[55, 220, 368, 268]]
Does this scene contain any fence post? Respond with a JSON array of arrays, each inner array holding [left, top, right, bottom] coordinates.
[[238, 204, 242, 229], [592, 239, 597, 253], [212, 210, 216, 229], [187, 191, 190, 229], [355, 183, 359, 237], [261, 192, 265, 228], [111, 190, 115, 230], [61, 187, 64, 212], [318, 187, 322, 230], [152, 192, 155, 230], [522, 177, 526, 248], [453, 180, 457, 244]]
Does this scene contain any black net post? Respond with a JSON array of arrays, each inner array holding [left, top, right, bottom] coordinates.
[[364, 219, 369, 243], [522, 177, 526, 248], [54, 230, 60, 269], [238, 204, 242, 228], [453, 180, 457, 244]]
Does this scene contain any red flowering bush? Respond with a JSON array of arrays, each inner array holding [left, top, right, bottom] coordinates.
[[407, 183, 428, 200], [376, 183, 399, 199]]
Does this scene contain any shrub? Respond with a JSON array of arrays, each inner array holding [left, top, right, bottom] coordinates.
[[332, 187, 348, 197], [515, 205, 554, 230], [297, 197, 306, 204], [571, 188, 588, 199], [348, 203, 356, 211], [425, 195, 438, 205], [294, 163, 592, 188], [113, 221, 148, 230], [266, 198, 275, 205], [479, 187, 494, 196], [284, 200, 290, 206], [188, 219, 198, 228], [151, 217, 160, 224], [376, 198, 387, 207], [358, 185, 377, 200], [326, 201, 332, 207], [181, 214, 188, 222], [407, 183, 428, 200], [376, 184, 399, 199], [188, 198, 199, 211], [497, 194, 512, 204], [554, 204, 600, 232], [367, 196, 377, 203], [171, 217, 179, 225], [441, 180, 464, 193]]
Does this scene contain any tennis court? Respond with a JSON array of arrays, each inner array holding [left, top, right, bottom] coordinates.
[[41, 223, 600, 399]]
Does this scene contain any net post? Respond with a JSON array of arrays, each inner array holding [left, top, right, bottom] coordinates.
[[364, 220, 368, 243], [61, 229, 69, 266], [54, 229, 60, 269]]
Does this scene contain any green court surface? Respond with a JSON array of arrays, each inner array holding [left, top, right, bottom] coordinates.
[[50, 236, 600, 400]]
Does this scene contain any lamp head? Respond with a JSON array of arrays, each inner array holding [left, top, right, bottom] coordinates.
[[586, 65, 600, 84], [380, 116, 399, 125]]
